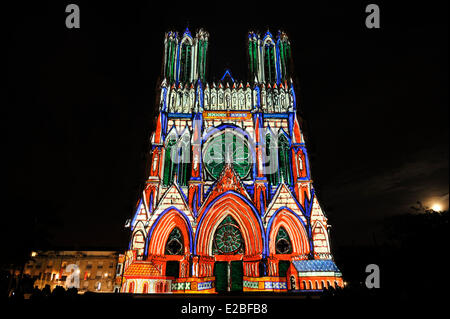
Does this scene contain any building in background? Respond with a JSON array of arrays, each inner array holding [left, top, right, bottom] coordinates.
[[122, 28, 343, 294], [24, 250, 122, 293]]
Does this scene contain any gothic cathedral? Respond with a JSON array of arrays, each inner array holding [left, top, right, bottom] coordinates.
[[121, 28, 343, 294]]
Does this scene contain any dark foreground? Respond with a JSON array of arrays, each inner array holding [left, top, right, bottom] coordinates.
[[4, 287, 444, 317]]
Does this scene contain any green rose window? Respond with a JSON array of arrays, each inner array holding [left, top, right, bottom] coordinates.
[[213, 216, 245, 254]]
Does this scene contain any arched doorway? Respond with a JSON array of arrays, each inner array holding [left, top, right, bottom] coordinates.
[[211, 215, 244, 292], [196, 192, 264, 293]]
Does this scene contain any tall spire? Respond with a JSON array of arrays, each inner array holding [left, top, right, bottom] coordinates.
[[162, 27, 209, 85], [248, 29, 292, 85]]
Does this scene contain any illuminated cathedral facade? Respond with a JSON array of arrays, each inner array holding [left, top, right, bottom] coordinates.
[[121, 28, 343, 294]]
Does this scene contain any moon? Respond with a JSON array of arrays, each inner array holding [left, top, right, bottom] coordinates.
[[431, 203, 442, 212]]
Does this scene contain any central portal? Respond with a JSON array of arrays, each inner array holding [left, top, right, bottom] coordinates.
[[212, 215, 244, 292], [214, 261, 243, 292]]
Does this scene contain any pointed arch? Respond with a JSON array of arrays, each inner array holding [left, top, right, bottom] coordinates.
[[130, 229, 146, 254], [278, 127, 290, 140], [311, 221, 331, 255], [130, 199, 145, 231], [147, 207, 193, 256], [275, 226, 292, 254], [181, 34, 193, 45], [166, 125, 179, 140], [165, 227, 184, 255], [266, 207, 310, 256]]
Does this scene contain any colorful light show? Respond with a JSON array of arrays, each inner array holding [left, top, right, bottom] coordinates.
[[121, 28, 343, 294]]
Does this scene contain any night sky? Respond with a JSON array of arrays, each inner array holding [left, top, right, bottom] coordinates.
[[4, 1, 448, 253]]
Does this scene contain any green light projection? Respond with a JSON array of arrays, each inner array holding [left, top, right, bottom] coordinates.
[[203, 132, 251, 180]]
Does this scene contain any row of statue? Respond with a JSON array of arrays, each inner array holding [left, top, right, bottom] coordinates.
[[163, 82, 295, 113]]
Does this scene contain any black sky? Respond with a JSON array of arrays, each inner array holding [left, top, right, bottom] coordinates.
[[4, 1, 448, 252]]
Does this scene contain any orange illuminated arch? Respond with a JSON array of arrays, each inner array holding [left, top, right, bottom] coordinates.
[[148, 209, 191, 256], [268, 208, 310, 256]]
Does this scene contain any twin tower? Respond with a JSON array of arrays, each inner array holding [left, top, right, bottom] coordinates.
[[163, 28, 292, 85], [121, 28, 343, 294]]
